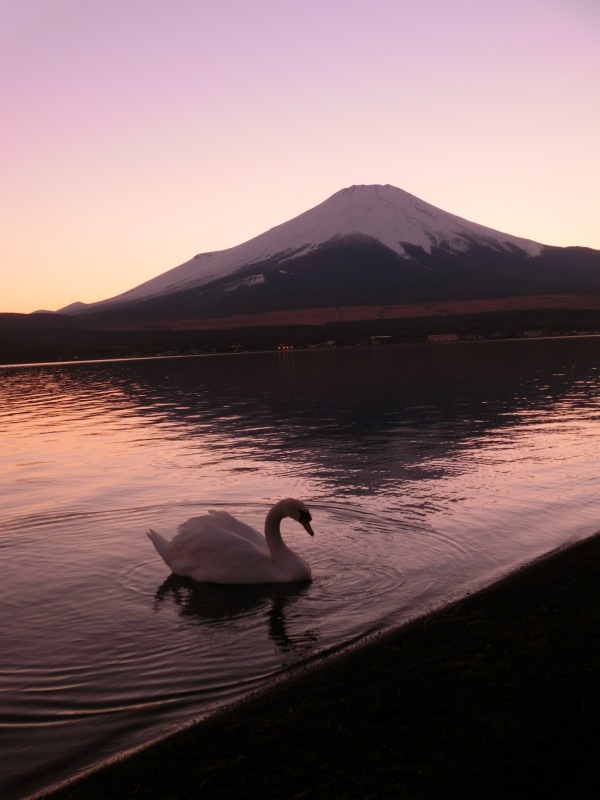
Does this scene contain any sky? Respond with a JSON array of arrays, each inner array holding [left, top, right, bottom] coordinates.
[[1, 0, 599, 314]]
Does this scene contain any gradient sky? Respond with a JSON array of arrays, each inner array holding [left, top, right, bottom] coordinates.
[[2, 0, 599, 313]]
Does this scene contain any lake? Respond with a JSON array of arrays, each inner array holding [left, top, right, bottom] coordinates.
[[2, 338, 600, 799]]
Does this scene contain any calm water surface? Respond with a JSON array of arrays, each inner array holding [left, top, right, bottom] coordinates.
[[2, 339, 600, 799]]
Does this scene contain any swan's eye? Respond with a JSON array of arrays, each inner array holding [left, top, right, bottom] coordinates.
[[298, 509, 312, 523]]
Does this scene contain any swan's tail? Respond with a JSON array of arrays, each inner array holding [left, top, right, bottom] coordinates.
[[146, 529, 173, 568]]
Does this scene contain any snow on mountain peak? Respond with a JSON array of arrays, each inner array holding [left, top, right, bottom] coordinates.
[[315, 184, 543, 258]]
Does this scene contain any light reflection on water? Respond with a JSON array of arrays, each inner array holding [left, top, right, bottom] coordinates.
[[2, 339, 600, 799]]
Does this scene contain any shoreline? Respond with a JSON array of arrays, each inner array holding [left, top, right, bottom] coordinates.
[[39, 531, 600, 799], [4, 331, 600, 371]]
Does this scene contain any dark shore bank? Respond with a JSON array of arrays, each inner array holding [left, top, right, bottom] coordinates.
[[42, 533, 600, 800]]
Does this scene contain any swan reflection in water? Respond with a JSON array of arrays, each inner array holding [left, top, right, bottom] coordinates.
[[153, 575, 318, 653]]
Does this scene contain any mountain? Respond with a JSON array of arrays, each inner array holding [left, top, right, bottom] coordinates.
[[62, 184, 546, 312], [59, 184, 600, 329], [62, 183, 600, 326], [4, 183, 600, 364]]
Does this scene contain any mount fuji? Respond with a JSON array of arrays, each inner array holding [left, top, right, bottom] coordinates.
[[59, 183, 600, 330], [4, 183, 600, 363]]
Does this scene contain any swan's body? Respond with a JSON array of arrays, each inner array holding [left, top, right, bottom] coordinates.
[[147, 498, 314, 584]]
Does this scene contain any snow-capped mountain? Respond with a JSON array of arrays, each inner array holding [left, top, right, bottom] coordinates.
[[61, 184, 600, 322]]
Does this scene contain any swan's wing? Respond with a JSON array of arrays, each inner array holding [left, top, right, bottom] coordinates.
[[206, 510, 266, 548], [174, 514, 224, 545], [173, 515, 263, 554], [170, 517, 280, 583]]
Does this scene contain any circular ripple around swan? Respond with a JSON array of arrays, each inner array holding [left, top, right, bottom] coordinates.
[[126, 499, 484, 641], [6, 500, 490, 733]]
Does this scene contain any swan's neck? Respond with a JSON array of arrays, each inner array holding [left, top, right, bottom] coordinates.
[[264, 504, 293, 564]]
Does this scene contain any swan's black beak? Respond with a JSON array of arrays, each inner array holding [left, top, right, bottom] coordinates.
[[298, 510, 315, 536]]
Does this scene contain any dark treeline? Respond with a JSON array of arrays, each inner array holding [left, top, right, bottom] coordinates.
[[2, 308, 600, 365]]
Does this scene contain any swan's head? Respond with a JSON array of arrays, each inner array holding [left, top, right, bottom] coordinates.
[[281, 498, 315, 536]]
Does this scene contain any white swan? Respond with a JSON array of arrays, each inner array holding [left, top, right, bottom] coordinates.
[[147, 498, 314, 584]]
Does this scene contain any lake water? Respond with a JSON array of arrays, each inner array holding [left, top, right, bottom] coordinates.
[[2, 339, 600, 799]]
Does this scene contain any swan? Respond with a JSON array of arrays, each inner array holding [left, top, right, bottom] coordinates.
[[147, 498, 314, 584]]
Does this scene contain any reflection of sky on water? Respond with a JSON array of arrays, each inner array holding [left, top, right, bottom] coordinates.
[[3, 339, 600, 800], [4, 338, 600, 548], [5, 338, 600, 508]]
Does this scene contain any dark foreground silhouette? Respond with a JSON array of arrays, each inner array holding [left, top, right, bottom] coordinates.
[[43, 532, 600, 799]]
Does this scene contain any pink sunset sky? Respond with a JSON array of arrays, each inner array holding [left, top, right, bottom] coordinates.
[[2, 0, 599, 314]]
